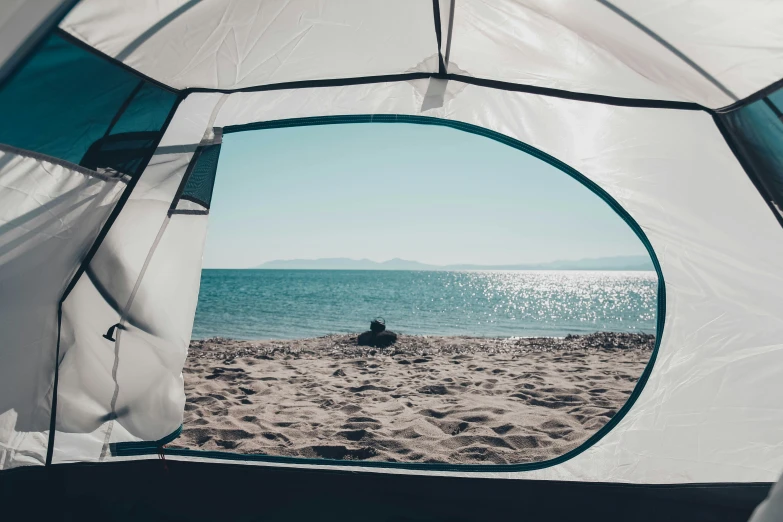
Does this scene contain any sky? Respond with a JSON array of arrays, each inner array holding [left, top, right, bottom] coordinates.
[[203, 123, 647, 269]]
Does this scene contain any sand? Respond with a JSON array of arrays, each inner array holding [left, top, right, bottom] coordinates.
[[171, 332, 654, 465]]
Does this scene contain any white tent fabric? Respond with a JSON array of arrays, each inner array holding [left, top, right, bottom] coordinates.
[[60, 0, 440, 90], [601, 0, 783, 104], [59, 0, 783, 108], [449, 0, 783, 108], [0, 0, 782, 492], [450, 1, 726, 107], [0, 146, 125, 468]]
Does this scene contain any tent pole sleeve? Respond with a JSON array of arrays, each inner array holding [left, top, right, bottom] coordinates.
[[443, 0, 455, 69], [431, 0, 446, 74]]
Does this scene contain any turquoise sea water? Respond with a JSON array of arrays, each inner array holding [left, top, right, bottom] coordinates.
[[192, 270, 658, 340]]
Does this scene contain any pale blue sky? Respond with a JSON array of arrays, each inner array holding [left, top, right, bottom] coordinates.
[[203, 123, 647, 269]]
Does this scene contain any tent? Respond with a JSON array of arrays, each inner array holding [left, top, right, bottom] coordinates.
[[1, 1, 782, 520]]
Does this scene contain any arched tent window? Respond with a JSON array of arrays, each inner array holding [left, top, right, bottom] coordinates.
[[140, 116, 664, 470]]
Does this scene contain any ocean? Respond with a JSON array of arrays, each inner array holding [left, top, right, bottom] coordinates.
[[191, 269, 658, 340]]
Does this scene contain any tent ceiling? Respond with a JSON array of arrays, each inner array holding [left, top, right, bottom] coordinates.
[[60, 0, 440, 91], [606, 0, 783, 106], [59, 0, 783, 109]]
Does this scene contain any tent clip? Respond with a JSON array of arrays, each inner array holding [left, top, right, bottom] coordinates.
[[102, 323, 122, 342]]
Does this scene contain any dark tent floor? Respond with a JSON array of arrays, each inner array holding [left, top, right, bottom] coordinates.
[[0, 459, 770, 521]]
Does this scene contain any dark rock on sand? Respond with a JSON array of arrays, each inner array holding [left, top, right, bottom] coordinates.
[[357, 318, 398, 348], [357, 330, 398, 348]]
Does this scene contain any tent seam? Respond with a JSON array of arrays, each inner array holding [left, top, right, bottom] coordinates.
[[431, 0, 446, 74], [443, 0, 455, 69]]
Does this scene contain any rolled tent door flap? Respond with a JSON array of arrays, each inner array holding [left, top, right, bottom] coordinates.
[[0, 146, 126, 469]]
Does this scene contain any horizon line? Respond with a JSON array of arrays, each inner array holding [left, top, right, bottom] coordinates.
[[255, 254, 649, 264], [203, 267, 656, 271], [240, 254, 653, 269]]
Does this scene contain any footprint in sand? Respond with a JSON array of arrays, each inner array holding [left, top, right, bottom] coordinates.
[[461, 415, 489, 423], [336, 429, 370, 441], [348, 384, 395, 393], [307, 445, 377, 460], [417, 384, 450, 395], [433, 420, 469, 435], [418, 408, 450, 419], [492, 424, 515, 435]]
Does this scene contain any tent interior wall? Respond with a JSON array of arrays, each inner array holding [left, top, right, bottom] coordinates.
[[1, 0, 783, 520]]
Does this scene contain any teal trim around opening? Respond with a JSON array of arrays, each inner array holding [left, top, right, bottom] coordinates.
[[126, 114, 665, 473], [111, 425, 183, 456]]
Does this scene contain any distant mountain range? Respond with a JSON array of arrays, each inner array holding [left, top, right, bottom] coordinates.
[[254, 255, 654, 271]]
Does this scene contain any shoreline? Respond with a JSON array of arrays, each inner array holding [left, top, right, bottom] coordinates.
[[188, 331, 655, 359], [174, 332, 654, 464], [190, 331, 656, 343]]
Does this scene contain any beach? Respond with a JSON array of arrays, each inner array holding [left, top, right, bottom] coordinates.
[[171, 332, 654, 464]]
